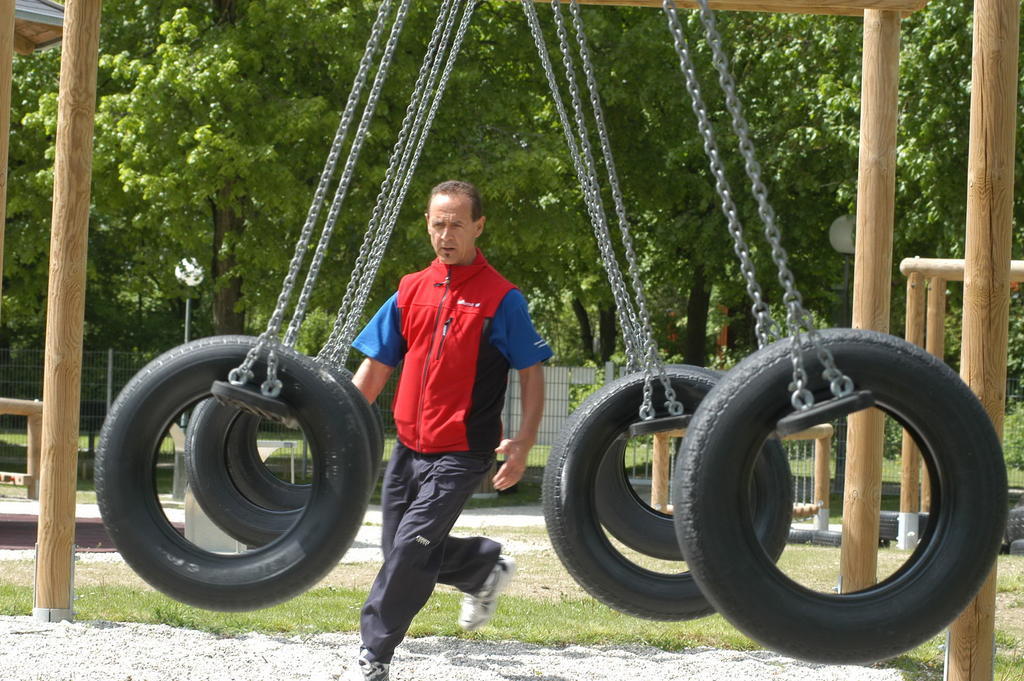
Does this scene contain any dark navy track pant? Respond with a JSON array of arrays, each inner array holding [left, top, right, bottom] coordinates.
[[360, 442, 501, 664]]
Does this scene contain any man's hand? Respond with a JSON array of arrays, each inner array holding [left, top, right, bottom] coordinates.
[[493, 437, 531, 491]]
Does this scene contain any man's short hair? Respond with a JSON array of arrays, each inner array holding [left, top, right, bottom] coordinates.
[[428, 180, 484, 221]]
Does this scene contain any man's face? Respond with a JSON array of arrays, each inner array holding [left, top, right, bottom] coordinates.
[[426, 193, 484, 267]]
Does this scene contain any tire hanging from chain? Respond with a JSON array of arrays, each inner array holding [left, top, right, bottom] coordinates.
[[659, 0, 1007, 663], [100, 1, 478, 606]]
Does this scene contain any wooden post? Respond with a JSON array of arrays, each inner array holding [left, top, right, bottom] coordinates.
[[921, 275, 946, 512], [0, 0, 13, 314], [26, 411, 41, 500], [651, 432, 672, 512], [898, 271, 925, 547], [947, 0, 1018, 673], [33, 0, 102, 623], [840, 8, 901, 593], [813, 432, 832, 531]]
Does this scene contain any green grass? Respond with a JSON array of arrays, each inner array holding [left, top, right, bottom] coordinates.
[[3, 564, 1020, 681], [0, 582, 754, 650]]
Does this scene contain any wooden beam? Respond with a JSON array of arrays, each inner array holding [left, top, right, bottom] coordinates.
[[839, 8, 901, 594], [899, 256, 1024, 282], [558, 0, 928, 17], [898, 272, 924, 518], [946, 0, 1018, 672], [34, 0, 102, 622], [0, 0, 11, 316]]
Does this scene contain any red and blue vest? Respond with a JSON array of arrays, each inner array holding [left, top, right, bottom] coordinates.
[[393, 251, 516, 453]]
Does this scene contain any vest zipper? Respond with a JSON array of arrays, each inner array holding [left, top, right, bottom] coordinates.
[[417, 267, 451, 450], [435, 317, 453, 360]]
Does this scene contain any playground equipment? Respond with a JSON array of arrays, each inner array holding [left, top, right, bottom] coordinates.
[[27, 1, 1018, 680], [895, 257, 1024, 549], [544, 364, 792, 620], [0, 397, 42, 499]]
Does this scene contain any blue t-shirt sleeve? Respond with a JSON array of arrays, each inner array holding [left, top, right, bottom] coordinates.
[[490, 289, 553, 370], [352, 293, 405, 367]]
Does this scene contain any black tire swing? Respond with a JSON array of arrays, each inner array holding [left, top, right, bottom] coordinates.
[[659, 0, 1006, 664], [184, 373, 384, 547], [176, 0, 474, 549], [544, 365, 793, 620], [523, 2, 794, 621], [95, 336, 377, 611], [96, 0, 477, 610], [590, 365, 792, 563], [673, 329, 1007, 663]]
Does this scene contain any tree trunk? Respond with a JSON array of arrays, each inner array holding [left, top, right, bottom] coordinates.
[[598, 303, 617, 364], [212, 0, 237, 24], [571, 296, 595, 362], [683, 263, 711, 366], [211, 188, 245, 335]]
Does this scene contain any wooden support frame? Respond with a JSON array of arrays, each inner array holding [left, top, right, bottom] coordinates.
[[840, 7, 901, 595], [0, 397, 43, 499], [19, 0, 1011, 677], [569, 0, 928, 17], [33, 0, 101, 623], [898, 259, 1024, 548], [648, 423, 833, 518]]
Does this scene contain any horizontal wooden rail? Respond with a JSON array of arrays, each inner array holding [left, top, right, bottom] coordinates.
[[0, 397, 43, 416], [899, 257, 1024, 282], [530, 0, 929, 17], [0, 397, 43, 499], [649, 422, 834, 517]]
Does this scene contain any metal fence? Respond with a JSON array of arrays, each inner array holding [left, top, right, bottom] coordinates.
[[0, 347, 1021, 492]]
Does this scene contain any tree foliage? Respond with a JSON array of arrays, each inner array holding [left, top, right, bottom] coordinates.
[[0, 0, 1020, 374]]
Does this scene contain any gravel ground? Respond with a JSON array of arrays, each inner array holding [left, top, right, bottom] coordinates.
[[0, 499, 905, 681], [0, 616, 904, 681]]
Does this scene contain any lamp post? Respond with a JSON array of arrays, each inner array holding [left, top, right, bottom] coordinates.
[[828, 215, 856, 498], [172, 257, 203, 501], [829, 215, 856, 327], [175, 257, 204, 343]]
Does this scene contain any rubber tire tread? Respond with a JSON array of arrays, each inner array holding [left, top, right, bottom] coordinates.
[[673, 328, 1007, 664], [1006, 506, 1024, 544], [96, 335, 375, 611], [221, 365, 385, 512], [593, 366, 789, 561], [184, 366, 383, 546], [544, 365, 792, 621]]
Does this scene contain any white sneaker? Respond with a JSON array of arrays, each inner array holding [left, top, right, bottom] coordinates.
[[458, 555, 516, 631], [341, 648, 389, 681]]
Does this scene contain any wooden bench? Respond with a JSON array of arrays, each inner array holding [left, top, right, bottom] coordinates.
[[0, 397, 43, 500]]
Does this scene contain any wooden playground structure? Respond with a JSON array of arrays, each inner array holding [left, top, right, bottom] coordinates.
[[6, 0, 1018, 680]]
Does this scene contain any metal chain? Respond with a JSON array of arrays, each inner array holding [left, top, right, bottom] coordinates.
[[549, 1, 647, 370], [687, 0, 854, 407], [564, 0, 682, 419], [281, 0, 413, 349], [338, 0, 478, 361], [662, 2, 779, 350], [227, 0, 400, 393], [522, 1, 644, 373], [663, 1, 853, 408], [320, 0, 477, 367], [316, 0, 461, 365]]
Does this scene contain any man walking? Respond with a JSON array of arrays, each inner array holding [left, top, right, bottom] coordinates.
[[343, 180, 552, 681]]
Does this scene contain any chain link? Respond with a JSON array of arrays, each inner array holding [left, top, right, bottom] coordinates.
[[229, 0, 401, 391], [319, 0, 477, 367], [281, 0, 413, 349], [526, 0, 644, 370], [525, 0, 681, 419], [663, 0, 853, 407], [316, 0, 461, 365], [563, 0, 682, 417]]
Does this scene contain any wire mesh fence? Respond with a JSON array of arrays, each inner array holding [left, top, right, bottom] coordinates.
[[0, 348, 1021, 495]]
